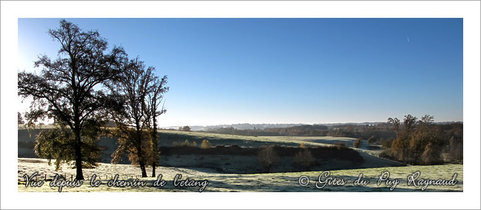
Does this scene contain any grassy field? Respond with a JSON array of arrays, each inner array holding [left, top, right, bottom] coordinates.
[[19, 127, 360, 148], [18, 128, 462, 192], [156, 129, 358, 147], [18, 158, 462, 192]]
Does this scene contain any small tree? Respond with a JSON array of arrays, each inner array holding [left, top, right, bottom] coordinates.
[[367, 136, 376, 144], [292, 148, 315, 170], [200, 139, 211, 149], [146, 73, 168, 177], [353, 138, 362, 148], [34, 120, 103, 170], [257, 145, 280, 172], [109, 58, 157, 177]]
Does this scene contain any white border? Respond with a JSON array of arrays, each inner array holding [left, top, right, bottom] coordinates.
[[1, 1, 480, 209]]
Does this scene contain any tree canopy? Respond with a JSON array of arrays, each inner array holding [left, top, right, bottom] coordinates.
[[18, 20, 125, 180]]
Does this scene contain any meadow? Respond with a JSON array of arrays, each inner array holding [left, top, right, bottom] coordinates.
[[18, 158, 462, 192], [17, 128, 462, 192]]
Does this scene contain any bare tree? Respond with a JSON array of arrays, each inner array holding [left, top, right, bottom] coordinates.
[[110, 58, 158, 177], [18, 20, 123, 180], [146, 75, 168, 177]]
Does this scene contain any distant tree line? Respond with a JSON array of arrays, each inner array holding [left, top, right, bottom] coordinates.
[[18, 20, 168, 179], [207, 116, 463, 165], [207, 124, 396, 141]]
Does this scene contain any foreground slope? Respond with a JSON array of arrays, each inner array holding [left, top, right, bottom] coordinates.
[[18, 158, 462, 192]]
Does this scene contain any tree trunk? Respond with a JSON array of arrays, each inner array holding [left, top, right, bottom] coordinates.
[[151, 118, 158, 177], [74, 127, 84, 180], [136, 129, 147, 177], [152, 164, 156, 177]]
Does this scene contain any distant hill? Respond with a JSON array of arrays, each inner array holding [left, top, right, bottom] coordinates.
[[163, 123, 306, 131]]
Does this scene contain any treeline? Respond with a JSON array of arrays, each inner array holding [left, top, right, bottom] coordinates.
[[207, 116, 463, 165], [208, 124, 396, 141], [381, 115, 462, 165], [18, 20, 168, 179]]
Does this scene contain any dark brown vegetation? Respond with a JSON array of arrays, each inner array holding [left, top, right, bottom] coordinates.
[[160, 145, 363, 163], [292, 148, 316, 170], [353, 138, 362, 148], [381, 115, 463, 165], [157, 144, 364, 173]]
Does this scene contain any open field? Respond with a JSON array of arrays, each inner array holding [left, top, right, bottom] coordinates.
[[19, 128, 369, 159], [19, 127, 369, 149], [18, 128, 461, 192], [18, 158, 462, 192], [18, 128, 401, 170]]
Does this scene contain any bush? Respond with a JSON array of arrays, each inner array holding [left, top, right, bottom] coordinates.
[[292, 148, 315, 170], [353, 138, 362, 148], [257, 145, 280, 172], [448, 136, 463, 162], [367, 136, 377, 144], [379, 150, 394, 160], [172, 139, 197, 147], [299, 142, 306, 148], [200, 139, 211, 149], [381, 139, 393, 149], [334, 143, 347, 149], [420, 142, 442, 165]]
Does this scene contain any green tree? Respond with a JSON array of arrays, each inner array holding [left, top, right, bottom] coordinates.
[[18, 20, 123, 180], [34, 119, 104, 170]]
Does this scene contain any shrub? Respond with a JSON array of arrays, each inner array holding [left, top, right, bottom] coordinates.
[[182, 139, 191, 146], [334, 143, 347, 149], [257, 145, 280, 172], [292, 148, 315, 170], [448, 136, 463, 162], [367, 136, 377, 144], [420, 142, 442, 165], [381, 139, 393, 149], [200, 139, 211, 149], [172, 139, 196, 147], [379, 150, 394, 160], [299, 142, 306, 148], [353, 138, 362, 148]]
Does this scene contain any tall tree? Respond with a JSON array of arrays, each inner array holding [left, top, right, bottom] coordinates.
[[18, 20, 124, 180], [146, 75, 168, 177], [110, 58, 158, 177]]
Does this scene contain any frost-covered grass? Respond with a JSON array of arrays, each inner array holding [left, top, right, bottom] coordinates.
[[18, 158, 462, 192]]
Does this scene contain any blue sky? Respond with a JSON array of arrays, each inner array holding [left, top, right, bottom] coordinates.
[[18, 18, 463, 126]]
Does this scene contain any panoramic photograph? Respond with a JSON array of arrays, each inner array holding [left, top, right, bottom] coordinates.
[[16, 18, 463, 192]]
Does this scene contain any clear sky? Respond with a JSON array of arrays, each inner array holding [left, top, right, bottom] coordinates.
[[18, 18, 463, 127]]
